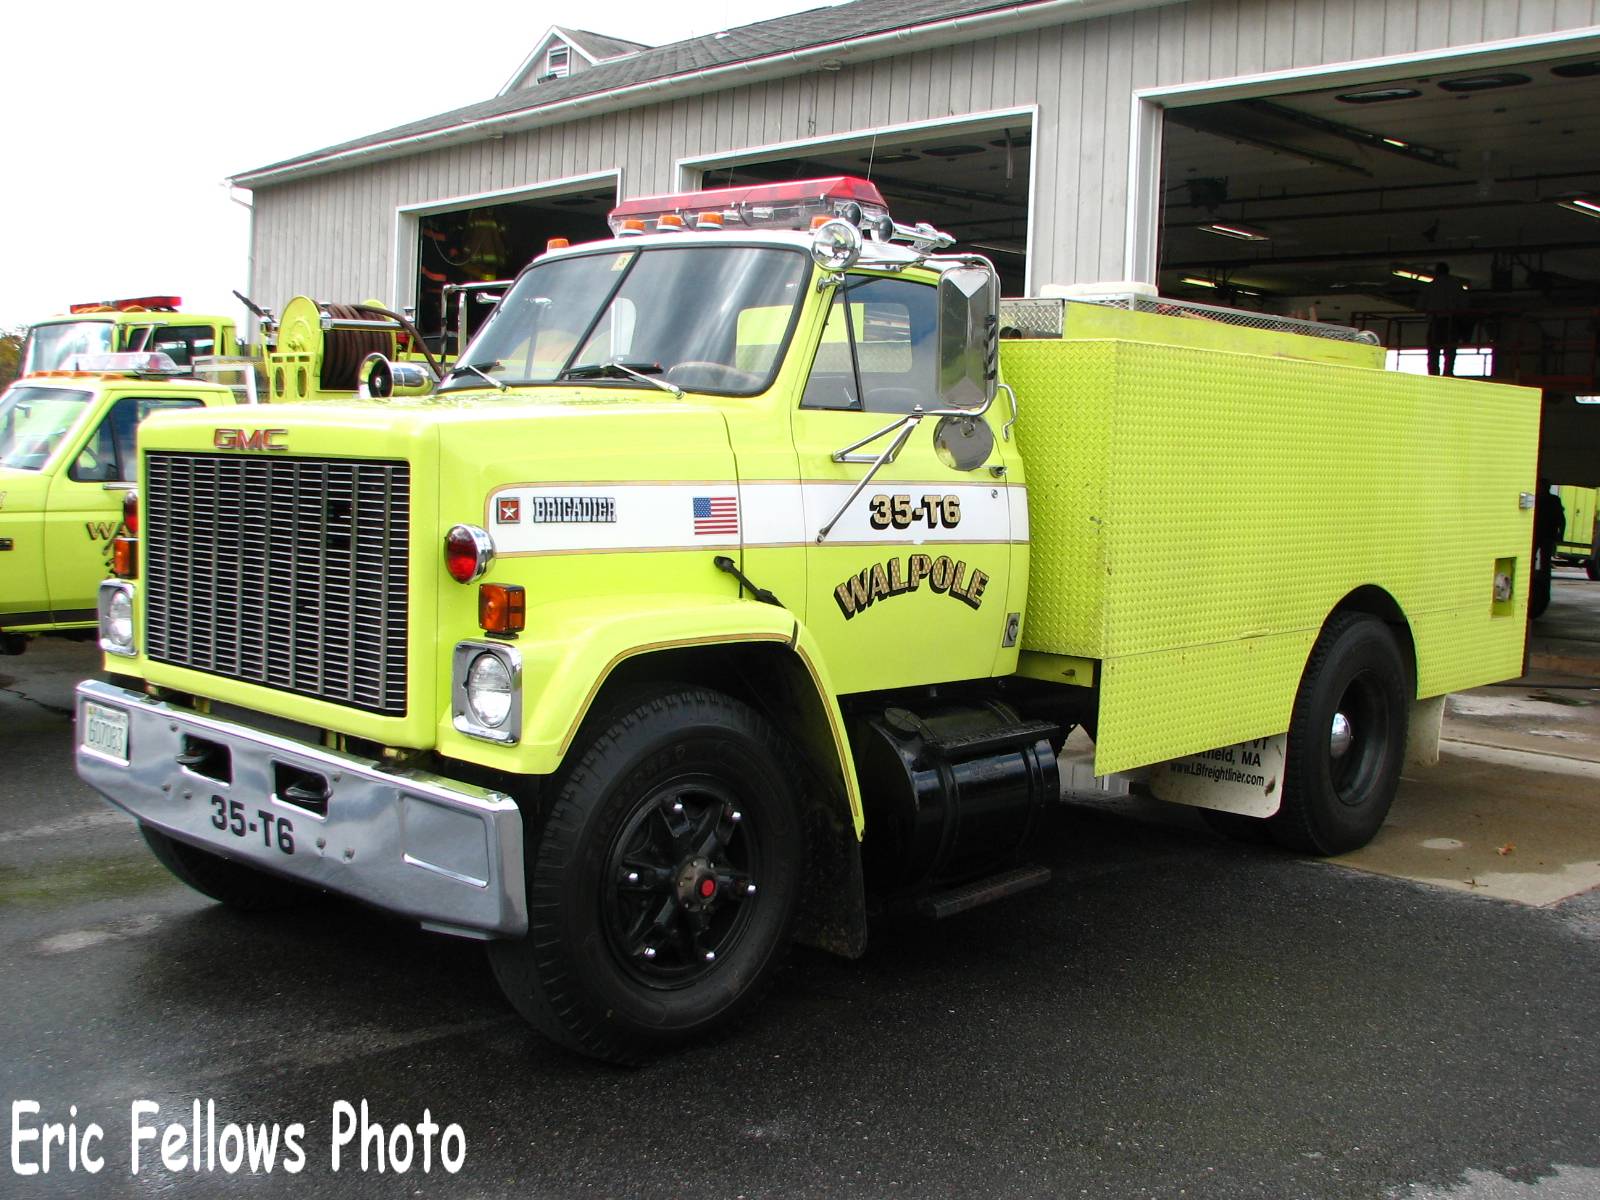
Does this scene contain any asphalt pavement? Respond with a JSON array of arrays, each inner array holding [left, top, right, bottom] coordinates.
[[3, 627, 1599, 1199]]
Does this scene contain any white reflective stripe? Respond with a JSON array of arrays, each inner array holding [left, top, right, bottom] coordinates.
[[489, 483, 739, 554], [1008, 485, 1030, 542], [486, 481, 1026, 554], [785, 480, 1012, 545]]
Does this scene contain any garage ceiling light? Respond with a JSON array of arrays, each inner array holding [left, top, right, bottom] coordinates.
[[1336, 87, 1421, 104], [1438, 72, 1531, 92], [863, 152, 920, 165], [1179, 276, 1219, 289], [1556, 197, 1600, 218], [923, 145, 986, 158], [1551, 61, 1600, 78], [1392, 267, 1434, 283], [1199, 221, 1270, 241]]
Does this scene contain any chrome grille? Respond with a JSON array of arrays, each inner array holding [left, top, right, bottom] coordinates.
[[144, 453, 410, 715]]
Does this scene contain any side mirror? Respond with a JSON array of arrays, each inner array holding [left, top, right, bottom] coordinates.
[[937, 266, 998, 410]]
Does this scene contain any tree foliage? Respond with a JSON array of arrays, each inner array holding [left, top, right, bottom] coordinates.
[[0, 326, 23, 388]]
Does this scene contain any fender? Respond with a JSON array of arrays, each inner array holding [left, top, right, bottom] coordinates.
[[434, 593, 864, 836]]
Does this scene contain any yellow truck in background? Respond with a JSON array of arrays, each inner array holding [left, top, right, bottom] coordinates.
[[74, 177, 1540, 1062], [1555, 484, 1597, 580], [0, 356, 238, 654], [21, 296, 239, 375]]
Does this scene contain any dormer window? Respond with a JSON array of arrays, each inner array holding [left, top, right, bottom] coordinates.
[[546, 45, 570, 78]]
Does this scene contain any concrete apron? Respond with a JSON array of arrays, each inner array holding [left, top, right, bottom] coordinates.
[[1335, 570, 1600, 906]]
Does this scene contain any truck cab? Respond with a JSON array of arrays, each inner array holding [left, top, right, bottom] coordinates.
[[0, 356, 237, 653], [21, 296, 238, 376]]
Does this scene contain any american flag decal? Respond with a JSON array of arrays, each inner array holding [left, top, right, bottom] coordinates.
[[692, 495, 739, 537]]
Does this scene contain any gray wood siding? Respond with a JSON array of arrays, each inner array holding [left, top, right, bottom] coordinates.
[[250, 0, 1600, 306]]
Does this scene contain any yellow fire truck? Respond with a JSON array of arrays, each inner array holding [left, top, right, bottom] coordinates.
[[74, 178, 1539, 1062], [0, 355, 239, 654], [20, 296, 239, 376]]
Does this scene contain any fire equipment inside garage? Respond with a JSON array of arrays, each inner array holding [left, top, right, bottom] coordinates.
[[697, 121, 1033, 295], [414, 184, 615, 349], [1158, 50, 1600, 488]]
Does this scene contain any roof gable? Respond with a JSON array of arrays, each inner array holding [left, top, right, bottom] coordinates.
[[499, 24, 651, 95]]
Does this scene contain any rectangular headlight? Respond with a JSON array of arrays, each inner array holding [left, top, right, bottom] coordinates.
[[451, 641, 522, 744], [97, 581, 137, 658]]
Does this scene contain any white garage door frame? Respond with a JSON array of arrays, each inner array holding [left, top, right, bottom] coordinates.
[[391, 168, 624, 311], [678, 106, 1040, 294], [1124, 25, 1600, 284]]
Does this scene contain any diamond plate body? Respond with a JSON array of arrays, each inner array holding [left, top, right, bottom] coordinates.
[[1002, 303, 1539, 774]]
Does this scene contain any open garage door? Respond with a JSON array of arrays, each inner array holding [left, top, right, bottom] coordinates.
[[414, 182, 616, 352], [692, 118, 1033, 294], [1157, 49, 1600, 655]]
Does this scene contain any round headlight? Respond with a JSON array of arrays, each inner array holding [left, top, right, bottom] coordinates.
[[106, 588, 134, 651], [810, 218, 863, 272], [466, 652, 513, 728]]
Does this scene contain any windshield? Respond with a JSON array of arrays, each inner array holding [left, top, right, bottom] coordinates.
[[0, 386, 93, 470], [441, 245, 808, 395], [21, 321, 116, 375]]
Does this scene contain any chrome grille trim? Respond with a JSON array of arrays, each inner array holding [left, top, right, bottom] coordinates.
[[144, 453, 410, 715]]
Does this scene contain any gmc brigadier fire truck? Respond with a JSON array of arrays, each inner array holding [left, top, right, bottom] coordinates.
[[74, 178, 1540, 1062]]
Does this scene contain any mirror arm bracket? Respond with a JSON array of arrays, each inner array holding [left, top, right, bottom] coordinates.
[[818, 414, 922, 543]]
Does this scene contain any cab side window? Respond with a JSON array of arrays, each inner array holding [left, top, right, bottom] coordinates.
[[801, 277, 936, 414], [70, 396, 203, 483], [148, 324, 217, 368]]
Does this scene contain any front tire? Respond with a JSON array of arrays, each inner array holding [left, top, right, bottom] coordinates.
[[1270, 615, 1410, 855], [488, 688, 803, 1063], [140, 825, 307, 910]]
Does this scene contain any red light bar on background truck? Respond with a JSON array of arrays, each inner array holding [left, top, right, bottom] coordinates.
[[68, 295, 182, 313], [608, 176, 891, 235]]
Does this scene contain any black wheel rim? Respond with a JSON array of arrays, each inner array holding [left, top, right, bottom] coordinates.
[[1328, 669, 1390, 807], [601, 775, 762, 988]]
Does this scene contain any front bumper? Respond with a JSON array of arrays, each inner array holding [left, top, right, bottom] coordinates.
[[74, 680, 527, 938]]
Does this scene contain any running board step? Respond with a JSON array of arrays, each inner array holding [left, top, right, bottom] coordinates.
[[917, 865, 1053, 920]]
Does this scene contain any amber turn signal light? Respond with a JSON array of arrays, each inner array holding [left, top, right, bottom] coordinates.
[[110, 536, 137, 579], [479, 583, 526, 634]]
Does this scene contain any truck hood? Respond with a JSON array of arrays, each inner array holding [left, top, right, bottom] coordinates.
[[133, 389, 741, 530]]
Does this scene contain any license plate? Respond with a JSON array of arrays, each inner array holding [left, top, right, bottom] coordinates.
[[82, 701, 130, 763]]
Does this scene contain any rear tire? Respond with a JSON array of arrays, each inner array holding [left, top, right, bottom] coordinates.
[[140, 825, 307, 911], [488, 687, 803, 1063], [1270, 614, 1409, 855]]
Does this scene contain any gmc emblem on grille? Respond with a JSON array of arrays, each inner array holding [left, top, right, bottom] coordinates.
[[214, 428, 289, 452]]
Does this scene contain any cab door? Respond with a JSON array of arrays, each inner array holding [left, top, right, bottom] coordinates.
[[43, 392, 201, 619], [791, 274, 1018, 694]]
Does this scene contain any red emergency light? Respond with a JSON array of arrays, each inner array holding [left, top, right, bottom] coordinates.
[[608, 177, 891, 236], [68, 295, 183, 314]]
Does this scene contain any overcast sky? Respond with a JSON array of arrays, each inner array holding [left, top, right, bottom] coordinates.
[[0, 0, 835, 333]]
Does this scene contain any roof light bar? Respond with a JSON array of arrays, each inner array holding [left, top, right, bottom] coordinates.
[[67, 295, 183, 314], [607, 176, 891, 235]]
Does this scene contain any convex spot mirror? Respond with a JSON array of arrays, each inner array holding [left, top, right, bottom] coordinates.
[[938, 266, 998, 410], [933, 413, 995, 471], [359, 353, 433, 399]]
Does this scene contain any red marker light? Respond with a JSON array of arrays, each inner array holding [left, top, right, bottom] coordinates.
[[445, 525, 494, 583], [122, 489, 139, 537]]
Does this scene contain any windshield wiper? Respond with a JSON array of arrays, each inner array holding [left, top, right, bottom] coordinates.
[[444, 361, 508, 392], [560, 360, 683, 398]]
